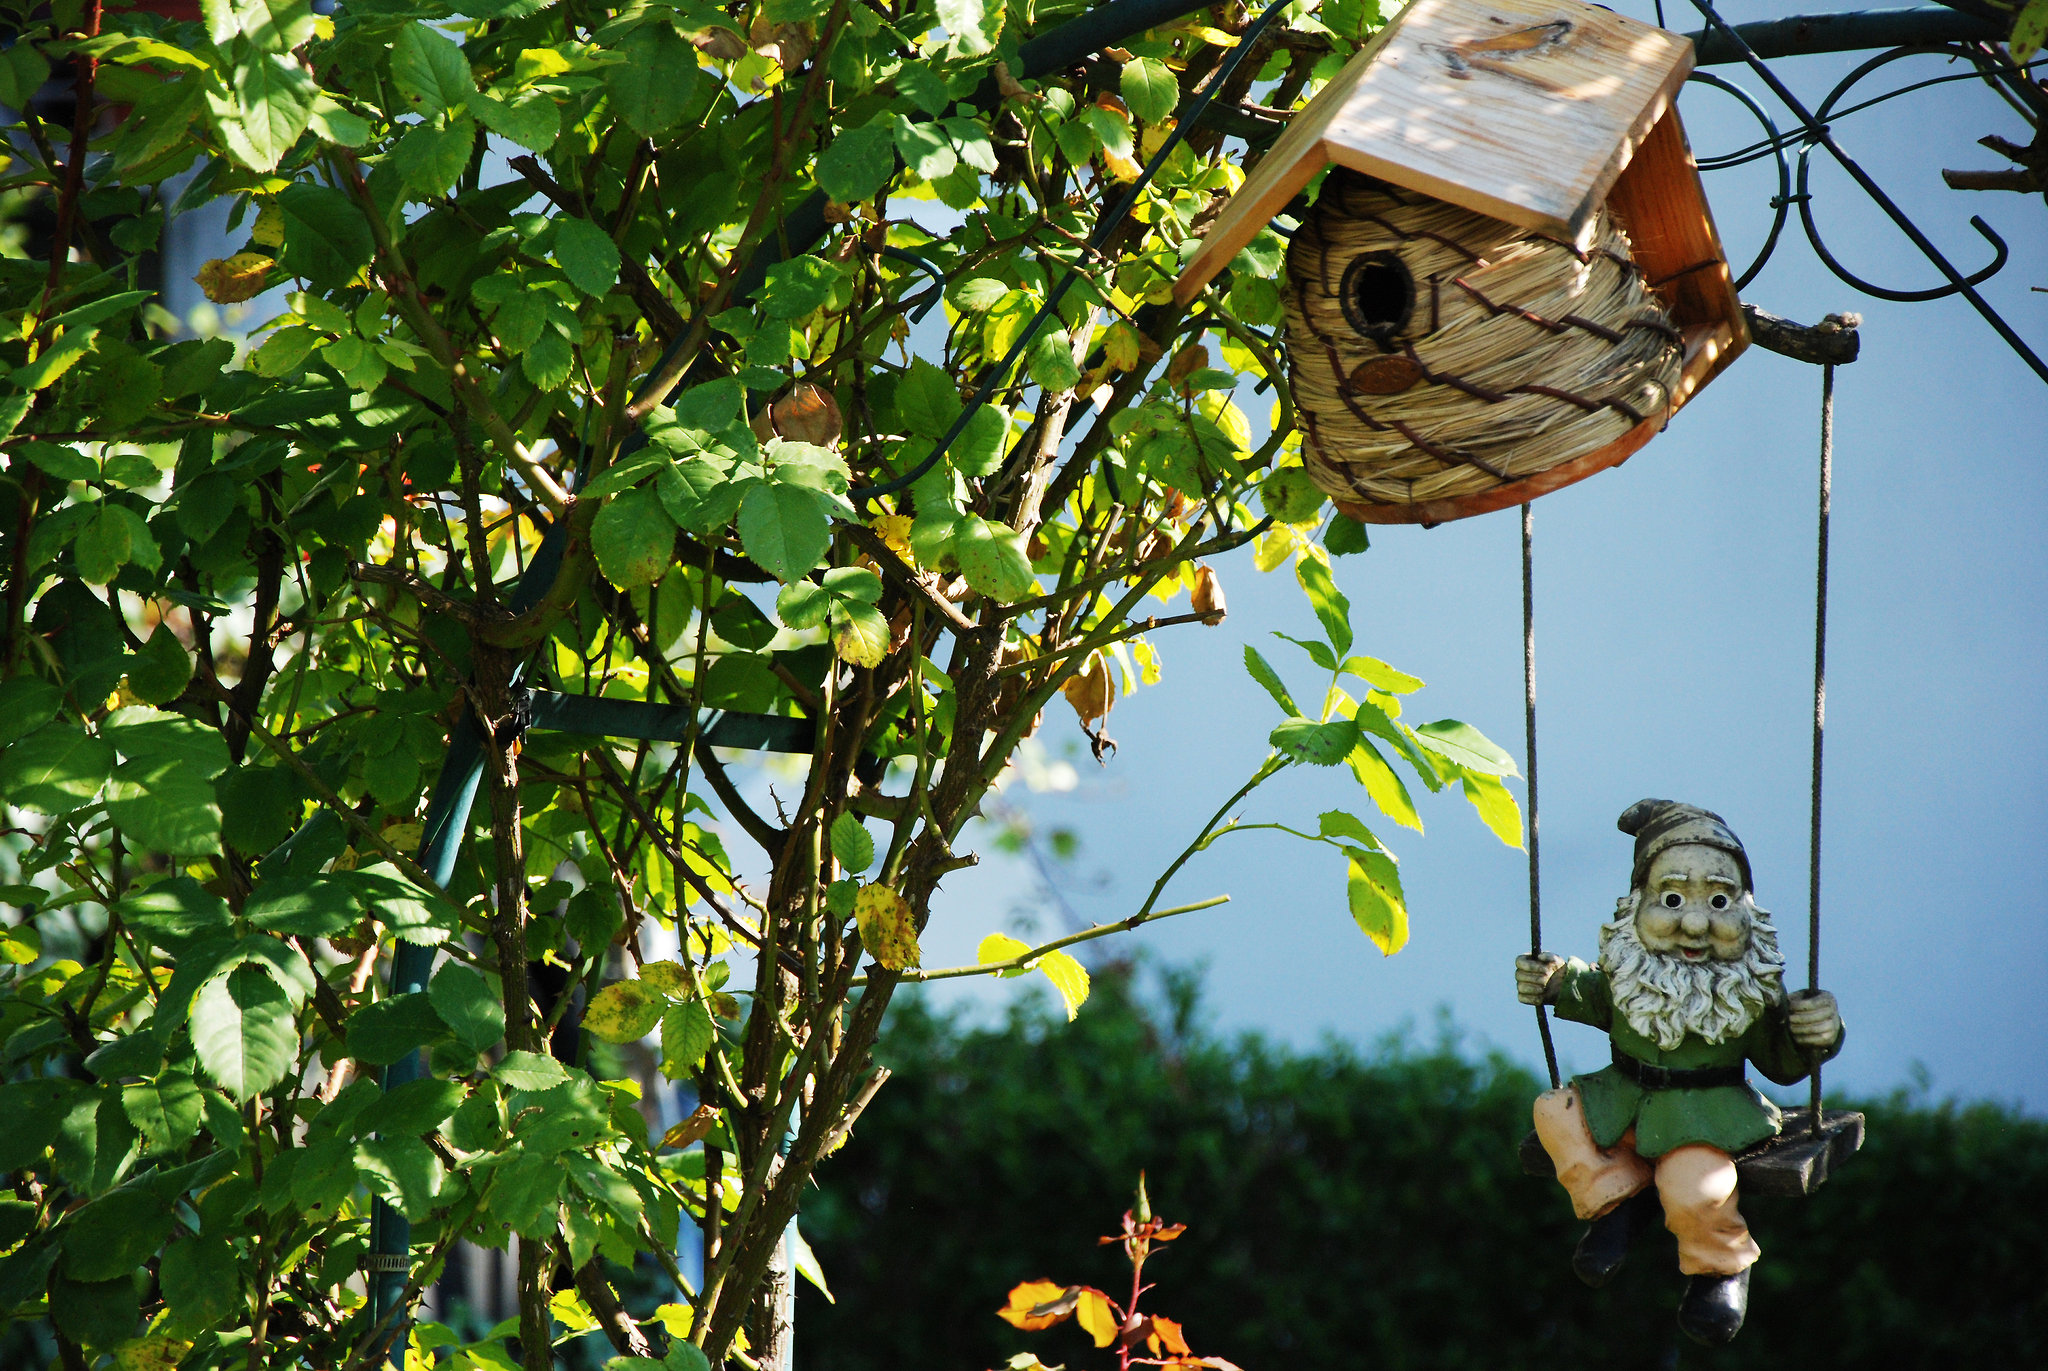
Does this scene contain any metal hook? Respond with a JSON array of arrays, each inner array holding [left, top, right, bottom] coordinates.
[[1794, 143, 2010, 303], [1686, 70, 1792, 291]]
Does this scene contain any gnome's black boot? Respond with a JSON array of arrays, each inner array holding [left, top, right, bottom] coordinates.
[[1677, 1267, 1751, 1346], [1572, 1188, 1656, 1288]]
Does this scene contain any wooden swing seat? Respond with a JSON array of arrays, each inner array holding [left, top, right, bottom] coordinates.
[[1518, 1108, 1866, 1198]]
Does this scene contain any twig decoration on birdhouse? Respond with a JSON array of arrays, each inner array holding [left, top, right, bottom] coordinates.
[[1176, 0, 1749, 526]]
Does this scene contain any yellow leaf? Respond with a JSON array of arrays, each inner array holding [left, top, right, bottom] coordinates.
[[1146, 1315, 1192, 1357], [549, 1288, 600, 1333], [661, 1103, 718, 1150], [854, 884, 921, 970], [1037, 950, 1090, 1021], [977, 933, 1033, 979], [113, 1338, 193, 1371], [1460, 772, 1524, 849], [1075, 1288, 1117, 1347], [870, 514, 914, 562], [584, 979, 665, 1043], [997, 1280, 1076, 1331], [1187, 24, 1239, 45], [652, 1303, 694, 1337], [1102, 321, 1141, 371], [194, 252, 274, 304], [639, 959, 690, 997], [249, 200, 285, 248], [1252, 524, 1298, 573]]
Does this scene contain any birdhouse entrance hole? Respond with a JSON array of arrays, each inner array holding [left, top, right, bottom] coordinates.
[[1340, 250, 1416, 344]]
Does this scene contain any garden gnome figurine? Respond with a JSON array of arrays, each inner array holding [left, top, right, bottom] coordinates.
[[1515, 799, 1843, 1346]]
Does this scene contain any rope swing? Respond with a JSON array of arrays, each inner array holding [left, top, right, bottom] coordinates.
[[1517, 313, 1867, 1195]]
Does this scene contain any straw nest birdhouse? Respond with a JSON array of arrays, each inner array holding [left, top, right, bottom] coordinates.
[[1175, 0, 1747, 525]]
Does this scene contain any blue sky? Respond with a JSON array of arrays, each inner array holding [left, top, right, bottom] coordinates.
[[915, 3, 2048, 1114]]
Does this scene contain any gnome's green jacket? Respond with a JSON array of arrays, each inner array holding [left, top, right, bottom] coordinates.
[[1554, 960, 1843, 1157]]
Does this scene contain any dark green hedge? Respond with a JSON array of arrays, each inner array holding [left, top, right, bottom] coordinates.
[[800, 963, 2047, 1371]]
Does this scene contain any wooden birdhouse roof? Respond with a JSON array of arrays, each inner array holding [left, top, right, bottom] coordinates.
[[1176, 0, 1706, 302]]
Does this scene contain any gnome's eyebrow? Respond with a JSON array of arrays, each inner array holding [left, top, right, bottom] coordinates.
[[1704, 874, 1739, 889]]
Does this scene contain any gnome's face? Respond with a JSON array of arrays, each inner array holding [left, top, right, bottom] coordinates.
[[1633, 845, 1751, 963]]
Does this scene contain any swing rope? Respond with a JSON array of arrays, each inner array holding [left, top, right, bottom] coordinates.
[[1806, 363, 1835, 1137], [1523, 503, 1561, 1090]]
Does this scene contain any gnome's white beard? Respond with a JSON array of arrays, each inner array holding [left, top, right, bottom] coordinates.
[[1599, 897, 1785, 1052]]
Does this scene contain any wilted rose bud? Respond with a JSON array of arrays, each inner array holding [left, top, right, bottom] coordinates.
[[1062, 649, 1115, 727], [195, 252, 275, 304], [1166, 343, 1208, 388], [750, 383, 843, 446], [1191, 563, 1226, 625], [888, 603, 912, 656], [1136, 530, 1173, 562]]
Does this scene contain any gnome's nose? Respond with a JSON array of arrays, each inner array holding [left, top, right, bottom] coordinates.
[[1680, 908, 1710, 936]]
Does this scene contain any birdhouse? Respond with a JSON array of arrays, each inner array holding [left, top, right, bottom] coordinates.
[[1175, 0, 1747, 526]]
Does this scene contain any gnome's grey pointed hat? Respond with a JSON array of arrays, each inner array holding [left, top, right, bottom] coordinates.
[[1617, 798, 1752, 892]]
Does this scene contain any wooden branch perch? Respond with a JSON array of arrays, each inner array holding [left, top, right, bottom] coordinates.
[[1740, 304, 1861, 366]]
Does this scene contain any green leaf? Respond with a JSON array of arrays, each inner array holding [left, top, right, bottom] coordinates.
[[895, 359, 963, 437], [126, 629, 192, 706], [486, 1150, 562, 1236], [12, 440, 95, 481], [1053, 116, 1098, 169], [1459, 772, 1524, 848], [275, 183, 374, 291], [1317, 808, 1381, 850], [389, 117, 476, 198], [357, 1078, 465, 1139], [356, 1136, 443, 1220], [212, 53, 316, 171], [0, 1078, 85, 1172], [593, 487, 678, 590], [1120, 57, 1177, 124], [1345, 738, 1423, 832], [1294, 554, 1353, 658], [1026, 328, 1080, 393], [1269, 716, 1361, 766], [738, 480, 831, 583], [1242, 645, 1299, 716], [1341, 654, 1422, 694], [119, 878, 232, 950], [936, 0, 1000, 55], [1273, 631, 1337, 672], [953, 404, 1009, 477], [121, 1069, 203, 1154], [831, 600, 890, 667], [553, 216, 622, 297], [105, 753, 223, 856], [892, 116, 956, 181], [494, 1050, 571, 1092], [216, 764, 300, 856], [1411, 719, 1518, 777], [585, 979, 666, 1044], [60, 1187, 173, 1281], [604, 23, 701, 135], [817, 121, 897, 203], [429, 962, 505, 1052], [158, 1237, 238, 1326], [1078, 104, 1133, 160], [658, 999, 716, 1079], [0, 723, 113, 814], [954, 516, 1033, 602], [190, 964, 299, 1100], [391, 22, 478, 117], [523, 327, 573, 389], [756, 254, 844, 320], [1345, 845, 1408, 955], [1325, 513, 1370, 556], [346, 993, 447, 1067], [829, 813, 875, 873], [2012, 0, 2048, 63], [566, 883, 624, 952], [468, 87, 559, 152], [774, 577, 831, 630], [75, 505, 130, 584], [1261, 467, 1326, 524], [0, 677, 60, 747]]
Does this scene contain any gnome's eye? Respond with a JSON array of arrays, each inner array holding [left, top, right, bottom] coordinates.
[[1661, 892, 1683, 908], [1710, 894, 1730, 910]]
